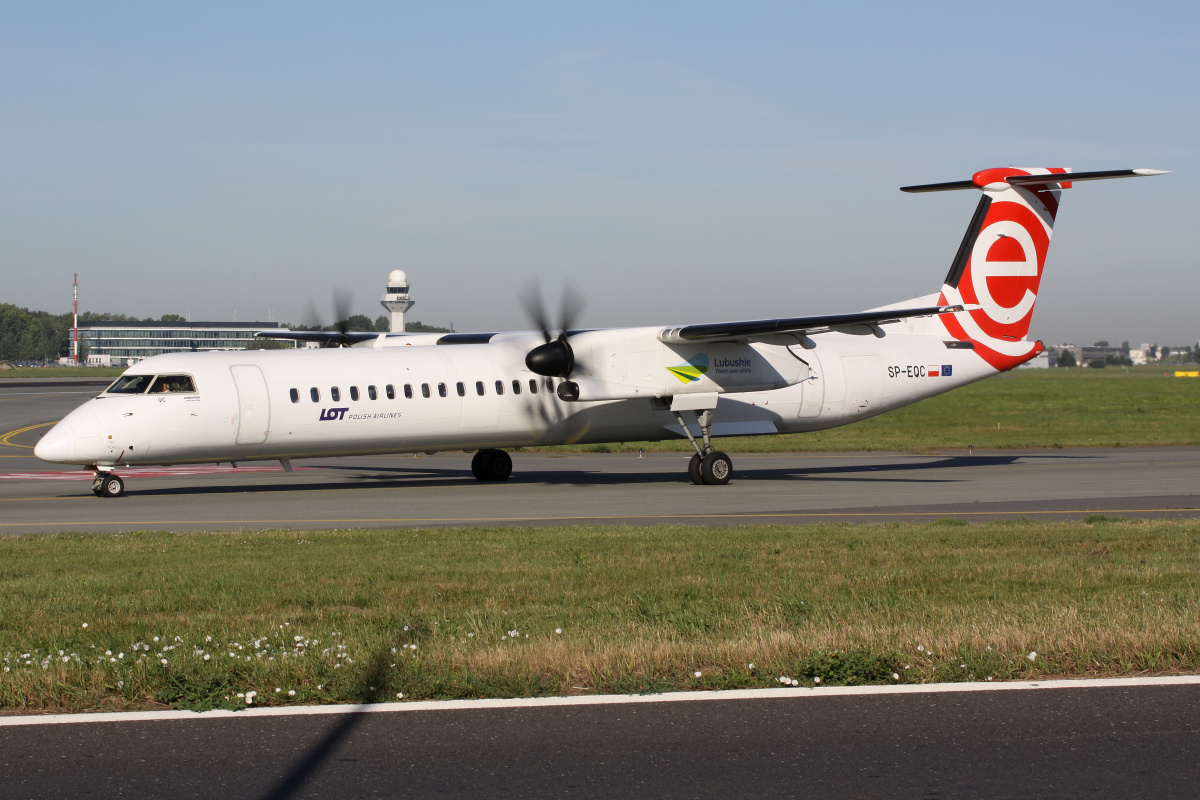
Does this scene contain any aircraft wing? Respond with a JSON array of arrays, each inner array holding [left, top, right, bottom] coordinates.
[[255, 330, 381, 346], [657, 304, 964, 344]]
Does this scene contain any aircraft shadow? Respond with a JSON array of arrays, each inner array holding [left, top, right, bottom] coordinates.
[[82, 454, 1061, 497]]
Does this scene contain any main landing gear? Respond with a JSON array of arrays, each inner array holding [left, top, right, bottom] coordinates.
[[471, 449, 513, 482], [674, 408, 732, 486], [92, 472, 125, 498]]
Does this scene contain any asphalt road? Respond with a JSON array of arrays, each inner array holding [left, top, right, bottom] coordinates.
[[3, 682, 1199, 799], [2, 379, 1198, 533]]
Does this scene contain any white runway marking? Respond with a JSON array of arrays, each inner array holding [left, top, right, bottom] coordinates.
[[3, 675, 1198, 727]]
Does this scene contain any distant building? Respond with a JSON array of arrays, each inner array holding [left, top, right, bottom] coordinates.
[[1019, 352, 1052, 368], [1069, 345, 1128, 367], [79, 320, 283, 363]]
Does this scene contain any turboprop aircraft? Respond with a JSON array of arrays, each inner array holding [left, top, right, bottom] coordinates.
[[35, 166, 1167, 497]]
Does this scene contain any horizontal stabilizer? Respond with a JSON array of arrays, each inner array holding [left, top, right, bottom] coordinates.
[[1005, 168, 1169, 187], [901, 168, 1168, 193], [659, 305, 965, 343], [899, 179, 977, 193]]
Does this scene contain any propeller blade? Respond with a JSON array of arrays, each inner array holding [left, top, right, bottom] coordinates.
[[560, 284, 584, 334], [520, 281, 553, 344], [521, 281, 586, 377], [332, 288, 353, 342]]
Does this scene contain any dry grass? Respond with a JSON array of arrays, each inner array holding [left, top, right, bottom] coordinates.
[[2, 518, 1198, 712]]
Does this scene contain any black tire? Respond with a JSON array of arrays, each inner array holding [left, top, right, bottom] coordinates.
[[470, 450, 490, 481], [472, 449, 512, 482], [700, 452, 732, 485], [485, 449, 512, 481], [688, 453, 704, 485], [99, 474, 125, 498]]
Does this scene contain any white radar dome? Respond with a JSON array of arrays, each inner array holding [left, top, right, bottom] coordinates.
[[387, 270, 408, 286]]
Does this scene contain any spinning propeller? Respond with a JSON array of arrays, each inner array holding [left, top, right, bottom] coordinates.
[[521, 283, 587, 399], [305, 288, 355, 347]]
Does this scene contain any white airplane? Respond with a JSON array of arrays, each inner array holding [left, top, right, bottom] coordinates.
[[36, 166, 1167, 497]]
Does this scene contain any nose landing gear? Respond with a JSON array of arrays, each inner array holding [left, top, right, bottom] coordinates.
[[92, 472, 125, 498]]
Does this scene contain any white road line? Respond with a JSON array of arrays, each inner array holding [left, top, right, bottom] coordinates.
[[3, 675, 1199, 727]]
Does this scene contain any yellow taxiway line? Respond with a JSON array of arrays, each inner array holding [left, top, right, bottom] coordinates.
[[0, 421, 58, 449]]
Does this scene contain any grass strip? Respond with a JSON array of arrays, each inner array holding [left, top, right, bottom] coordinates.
[[2, 518, 1198, 713]]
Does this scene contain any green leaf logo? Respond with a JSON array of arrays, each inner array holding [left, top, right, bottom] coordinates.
[[667, 353, 709, 384]]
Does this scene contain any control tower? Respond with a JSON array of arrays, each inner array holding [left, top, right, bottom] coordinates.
[[380, 270, 415, 333]]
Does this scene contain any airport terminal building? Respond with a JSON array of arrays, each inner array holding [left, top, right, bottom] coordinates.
[[78, 320, 284, 363]]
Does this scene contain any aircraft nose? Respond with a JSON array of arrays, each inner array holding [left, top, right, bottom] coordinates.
[[34, 423, 71, 463]]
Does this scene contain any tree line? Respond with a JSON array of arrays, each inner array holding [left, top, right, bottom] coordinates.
[[0, 304, 450, 362]]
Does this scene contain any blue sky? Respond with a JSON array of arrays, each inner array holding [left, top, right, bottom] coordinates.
[[2, 2, 1196, 344]]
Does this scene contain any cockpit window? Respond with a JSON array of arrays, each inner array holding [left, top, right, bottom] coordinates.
[[105, 375, 154, 394], [149, 374, 197, 394]]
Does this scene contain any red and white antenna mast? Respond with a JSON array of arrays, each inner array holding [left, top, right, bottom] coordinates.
[[72, 273, 79, 365]]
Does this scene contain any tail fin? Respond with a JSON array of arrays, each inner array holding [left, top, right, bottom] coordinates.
[[902, 167, 1168, 370]]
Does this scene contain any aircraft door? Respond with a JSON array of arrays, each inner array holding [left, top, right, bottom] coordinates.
[[230, 365, 271, 444], [841, 355, 883, 415], [789, 348, 824, 418], [449, 350, 500, 429]]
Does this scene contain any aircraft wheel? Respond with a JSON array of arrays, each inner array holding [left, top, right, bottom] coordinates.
[[485, 449, 512, 481], [92, 487, 103, 497], [700, 452, 732, 486], [470, 450, 488, 480], [472, 449, 512, 482], [99, 474, 125, 498], [687, 453, 704, 485]]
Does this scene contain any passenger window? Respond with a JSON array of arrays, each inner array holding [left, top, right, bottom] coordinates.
[[331, 387, 340, 402], [495, 380, 504, 395], [421, 383, 431, 398], [512, 379, 521, 395], [368, 385, 377, 400], [350, 386, 359, 401], [289, 388, 299, 404], [310, 387, 320, 402], [476, 381, 484, 396], [404, 384, 413, 399], [148, 374, 197, 394], [545, 378, 555, 393], [456, 382, 465, 397], [386, 384, 395, 400], [438, 382, 447, 398], [529, 379, 538, 394]]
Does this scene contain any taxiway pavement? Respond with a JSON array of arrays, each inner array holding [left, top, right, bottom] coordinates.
[[2, 379, 1198, 533]]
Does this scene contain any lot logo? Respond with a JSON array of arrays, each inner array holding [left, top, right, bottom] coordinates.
[[667, 354, 709, 384], [319, 407, 349, 421]]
